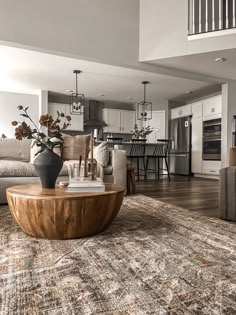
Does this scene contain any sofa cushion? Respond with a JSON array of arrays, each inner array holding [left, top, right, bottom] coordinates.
[[0, 160, 36, 177], [0, 160, 68, 177], [62, 135, 91, 160], [0, 139, 31, 162], [94, 142, 109, 167]]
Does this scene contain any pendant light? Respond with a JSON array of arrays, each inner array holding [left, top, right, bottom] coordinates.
[[137, 81, 152, 121], [70, 70, 84, 115]]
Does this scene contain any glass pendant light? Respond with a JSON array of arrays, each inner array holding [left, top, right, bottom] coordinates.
[[70, 70, 84, 115], [137, 81, 152, 121]]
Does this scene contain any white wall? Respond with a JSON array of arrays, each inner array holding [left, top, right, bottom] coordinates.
[[221, 81, 236, 168], [0, 91, 39, 138], [139, 0, 236, 61], [152, 101, 169, 137], [0, 0, 139, 68]]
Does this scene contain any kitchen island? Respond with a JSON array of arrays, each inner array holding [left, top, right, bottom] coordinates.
[[95, 140, 168, 180], [95, 140, 157, 155]]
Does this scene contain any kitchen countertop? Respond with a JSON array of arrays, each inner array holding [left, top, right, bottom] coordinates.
[[95, 140, 157, 145]]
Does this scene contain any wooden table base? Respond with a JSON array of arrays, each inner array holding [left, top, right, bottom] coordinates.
[[7, 184, 124, 239]]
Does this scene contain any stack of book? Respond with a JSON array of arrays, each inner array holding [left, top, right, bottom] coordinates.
[[67, 178, 105, 192]]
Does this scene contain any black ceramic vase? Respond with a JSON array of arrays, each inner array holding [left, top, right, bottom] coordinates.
[[34, 148, 63, 188]]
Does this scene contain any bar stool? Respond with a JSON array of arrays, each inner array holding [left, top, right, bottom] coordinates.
[[145, 139, 171, 181], [127, 139, 146, 181]]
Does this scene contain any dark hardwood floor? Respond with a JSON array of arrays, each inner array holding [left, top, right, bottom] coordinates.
[[135, 175, 220, 218]]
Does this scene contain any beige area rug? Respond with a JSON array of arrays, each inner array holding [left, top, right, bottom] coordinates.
[[1, 195, 236, 315]]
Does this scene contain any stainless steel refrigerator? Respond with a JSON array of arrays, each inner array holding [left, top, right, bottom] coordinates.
[[169, 116, 191, 176]]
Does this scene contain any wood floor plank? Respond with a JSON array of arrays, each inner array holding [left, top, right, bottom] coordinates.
[[136, 175, 219, 218]]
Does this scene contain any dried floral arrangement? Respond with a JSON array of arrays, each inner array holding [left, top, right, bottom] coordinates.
[[131, 124, 153, 139], [11, 105, 71, 155]]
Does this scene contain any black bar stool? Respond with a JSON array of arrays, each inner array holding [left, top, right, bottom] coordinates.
[[145, 139, 171, 181], [127, 139, 146, 181]]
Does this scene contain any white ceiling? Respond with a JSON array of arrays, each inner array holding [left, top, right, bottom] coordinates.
[[0, 45, 214, 104], [149, 48, 236, 81]]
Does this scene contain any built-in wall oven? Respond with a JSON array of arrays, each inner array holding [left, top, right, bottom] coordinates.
[[203, 118, 221, 161]]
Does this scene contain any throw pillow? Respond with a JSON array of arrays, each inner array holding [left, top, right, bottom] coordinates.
[[93, 142, 109, 167], [62, 134, 91, 161]]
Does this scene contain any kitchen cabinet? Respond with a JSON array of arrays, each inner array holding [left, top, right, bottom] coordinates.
[[172, 95, 222, 177], [171, 95, 221, 121], [171, 104, 192, 119], [103, 108, 135, 134], [103, 109, 121, 133], [171, 107, 180, 120], [191, 118, 203, 173], [202, 160, 221, 175], [144, 110, 165, 143], [48, 103, 84, 131], [120, 110, 136, 133], [191, 101, 203, 119], [203, 95, 222, 117]]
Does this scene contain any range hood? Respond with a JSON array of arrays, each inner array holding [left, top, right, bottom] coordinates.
[[84, 100, 107, 127]]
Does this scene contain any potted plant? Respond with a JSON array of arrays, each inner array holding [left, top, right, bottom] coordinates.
[[131, 124, 153, 139], [12, 105, 71, 188]]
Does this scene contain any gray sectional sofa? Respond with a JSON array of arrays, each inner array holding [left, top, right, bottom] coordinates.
[[0, 139, 127, 204]]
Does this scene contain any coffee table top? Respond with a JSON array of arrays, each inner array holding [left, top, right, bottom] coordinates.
[[7, 183, 124, 200]]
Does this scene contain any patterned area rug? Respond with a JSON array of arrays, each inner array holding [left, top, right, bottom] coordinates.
[[1, 195, 236, 315]]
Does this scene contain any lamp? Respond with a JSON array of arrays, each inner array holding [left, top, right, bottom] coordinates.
[[70, 70, 84, 115], [137, 81, 152, 121]]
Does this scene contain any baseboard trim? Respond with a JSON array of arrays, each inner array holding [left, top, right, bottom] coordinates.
[[193, 173, 219, 180]]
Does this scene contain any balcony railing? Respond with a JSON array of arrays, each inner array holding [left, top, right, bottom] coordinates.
[[188, 0, 236, 36]]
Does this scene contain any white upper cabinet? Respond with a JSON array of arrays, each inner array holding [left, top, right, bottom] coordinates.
[[103, 108, 135, 134], [191, 101, 203, 119], [171, 95, 221, 121], [103, 109, 121, 133], [171, 107, 180, 120], [171, 104, 192, 119], [203, 95, 222, 117], [181, 104, 192, 117], [120, 110, 136, 134], [48, 103, 84, 131]]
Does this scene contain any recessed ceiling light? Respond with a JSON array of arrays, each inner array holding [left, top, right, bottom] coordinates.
[[66, 89, 73, 93], [184, 91, 192, 94], [215, 57, 227, 62], [98, 93, 104, 97], [127, 97, 134, 100]]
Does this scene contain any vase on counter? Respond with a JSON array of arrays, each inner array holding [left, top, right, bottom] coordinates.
[[34, 148, 63, 188]]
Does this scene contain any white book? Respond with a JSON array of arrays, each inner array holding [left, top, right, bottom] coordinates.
[[69, 178, 103, 183], [68, 178, 104, 188], [67, 186, 105, 193], [68, 182, 104, 188]]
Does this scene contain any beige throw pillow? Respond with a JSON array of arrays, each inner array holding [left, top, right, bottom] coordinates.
[[62, 134, 91, 161], [94, 142, 109, 167]]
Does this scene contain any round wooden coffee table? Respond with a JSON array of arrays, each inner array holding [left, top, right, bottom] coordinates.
[[6, 183, 124, 239]]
